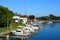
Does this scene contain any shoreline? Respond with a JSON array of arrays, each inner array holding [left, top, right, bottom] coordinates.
[[0, 23, 42, 40]]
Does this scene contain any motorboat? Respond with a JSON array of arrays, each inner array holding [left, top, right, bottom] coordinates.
[[18, 26, 23, 28], [23, 27, 30, 32], [29, 27, 35, 33], [32, 25, 39, 31], [11, 29, 26, 36], [27, 24, 39, 31], [48, 21, 52, 24], [23, 26, 35, 33], [39, 21, 43, 24]]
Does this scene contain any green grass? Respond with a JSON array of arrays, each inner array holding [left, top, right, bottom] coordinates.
[[0, 22, 26, 32], [0, 27, 7, 32]]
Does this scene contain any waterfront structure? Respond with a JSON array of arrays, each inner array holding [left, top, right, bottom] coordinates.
[[13, 16, 20, 22], [13, 16, 27, 24], [20, 17, 27, 24], [0, 22, 42, 40]]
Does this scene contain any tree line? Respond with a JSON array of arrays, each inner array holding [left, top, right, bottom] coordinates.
[[0, 5, 35, 28], [36, 14, 60, 20], [0, 5, 60, 28], [26, 14, 60, 21]]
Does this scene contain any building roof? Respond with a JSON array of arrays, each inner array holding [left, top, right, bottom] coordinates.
[[13, 16, 20, 19]]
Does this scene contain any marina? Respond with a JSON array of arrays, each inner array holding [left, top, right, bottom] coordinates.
[[0, 0, 60, 40], [2, 22, 60, 40], [0, 22, 42, 40], [0, 22, 60, 40]]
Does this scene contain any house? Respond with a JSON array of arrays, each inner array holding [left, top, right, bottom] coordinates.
[[20, 18, 27, 24], [13, 16, 20, 22], [13, 16, 27, 24]]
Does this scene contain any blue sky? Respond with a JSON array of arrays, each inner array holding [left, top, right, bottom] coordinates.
[[0, 0, 60, 17]]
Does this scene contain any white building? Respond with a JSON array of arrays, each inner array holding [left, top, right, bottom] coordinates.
[[13, 16, 27, 24], [13, 16, 20, 22], [20, 18, 27, 24]]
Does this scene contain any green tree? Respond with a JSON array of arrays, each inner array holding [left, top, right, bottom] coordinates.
[[38, 16, 49, 20], [0, 5, 14, 27], [49, 14, 56, 20], [28, 15, 35, 20]]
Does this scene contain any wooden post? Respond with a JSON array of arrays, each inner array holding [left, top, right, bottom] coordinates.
[[6, 34, 9, 40]]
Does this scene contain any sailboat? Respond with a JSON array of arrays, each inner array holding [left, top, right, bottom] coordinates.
[[48, 16, 53, 24], [48, 21, 52, 24]]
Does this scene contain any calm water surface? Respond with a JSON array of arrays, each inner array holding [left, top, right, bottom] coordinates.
[[10, 23, 60, 40], [30, 23, 60, 40]]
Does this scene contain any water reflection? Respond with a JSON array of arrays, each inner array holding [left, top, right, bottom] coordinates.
[[48, 23, 56, 28], [30, 23, 60, 40], [9, 38, 22, 40], [42, 23, 56, 28]]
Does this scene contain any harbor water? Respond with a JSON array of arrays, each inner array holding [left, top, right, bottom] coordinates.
[[30, 23, 60, 40]]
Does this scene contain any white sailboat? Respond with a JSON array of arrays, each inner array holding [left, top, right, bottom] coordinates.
[[48, 15, 53, 24], [48, 21, 52, 24]]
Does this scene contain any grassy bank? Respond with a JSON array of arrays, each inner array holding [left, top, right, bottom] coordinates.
[[0, 22, 26, 32]]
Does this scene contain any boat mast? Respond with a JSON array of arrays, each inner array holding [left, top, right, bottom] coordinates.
[[25, 0, 26, 15]]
